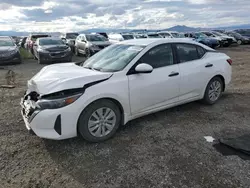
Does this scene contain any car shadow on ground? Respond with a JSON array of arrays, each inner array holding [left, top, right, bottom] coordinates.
[[43, 94, 233, 185]]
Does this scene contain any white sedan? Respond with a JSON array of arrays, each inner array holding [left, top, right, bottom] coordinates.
[[21, 38, 232, 142]]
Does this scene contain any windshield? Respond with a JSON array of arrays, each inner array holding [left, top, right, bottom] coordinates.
[[194, 33, 208, 38], [148, 34, 161, 38], [178, 33, 185, 38], [212, 32, 222, 36], [66, 33, 79, 39], [31, 35, 49, 41], [122, 35, 134, 40], [171, 33, 180, 38], [86, 35, 108, 42], [39, 39, 64, 46], [134, 35, 147, 39], [82, 44, 144, 72], [0, 39, 15, 46]]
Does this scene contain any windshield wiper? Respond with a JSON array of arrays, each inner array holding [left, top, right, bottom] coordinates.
[[84, 67, 102, 72]]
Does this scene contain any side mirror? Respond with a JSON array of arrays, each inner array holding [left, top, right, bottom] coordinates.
[[135, 63, 153, 74]]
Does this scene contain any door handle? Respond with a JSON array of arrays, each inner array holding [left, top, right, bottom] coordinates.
[[205, 63, 213, 68], [168, 72, 179, 77]]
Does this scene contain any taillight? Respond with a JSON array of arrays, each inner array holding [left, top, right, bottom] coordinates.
[[227, 59, 232, 65]]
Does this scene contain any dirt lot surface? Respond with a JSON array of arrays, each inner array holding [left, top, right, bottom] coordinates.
[[1, 46, 250, 188]]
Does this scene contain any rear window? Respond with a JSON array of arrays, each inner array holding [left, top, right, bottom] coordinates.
[[176, 44, 199, 63], [197, 46, 206, 58]]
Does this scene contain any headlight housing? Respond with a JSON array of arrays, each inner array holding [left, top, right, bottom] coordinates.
[[89, 43, 99, 50], [9, 48, 18, 55], [37, 93, 82, 109], [65, 47, 71, 52], [38, 48, 49, 53]]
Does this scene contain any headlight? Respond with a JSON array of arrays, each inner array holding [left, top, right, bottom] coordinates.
[[37, 93, 82, 109], [38, 48, 49, 53], [89, 43, 99, 49], [66, 47, 71, 52], [9, 48, 18, 55]]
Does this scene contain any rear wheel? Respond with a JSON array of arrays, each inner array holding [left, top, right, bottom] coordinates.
[[78, 99, 121, 142], [202, 77, 223, 105], [237, 40, 242, 45]]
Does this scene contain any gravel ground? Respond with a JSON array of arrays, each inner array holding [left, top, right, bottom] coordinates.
[[1, 46, 250, 188]]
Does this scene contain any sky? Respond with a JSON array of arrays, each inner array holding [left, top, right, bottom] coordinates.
[[0, 0, 249, 32]]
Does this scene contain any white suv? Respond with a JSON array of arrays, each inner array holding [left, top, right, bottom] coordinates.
[[21, 38, 232, 142]]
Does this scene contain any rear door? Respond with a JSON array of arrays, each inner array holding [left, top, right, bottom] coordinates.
[[175, 43, 215, 101]]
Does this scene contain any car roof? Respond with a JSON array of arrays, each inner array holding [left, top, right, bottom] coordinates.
[[0, 36, 12, 40], [120, 38, 198, 46], [38, 37, 61, 40]]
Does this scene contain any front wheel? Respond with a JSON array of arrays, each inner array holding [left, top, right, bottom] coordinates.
[[78, 99, 121, 142], [237, 40, 242, 45], [202, 77, 223, 105], [75, 47, 79, 56]]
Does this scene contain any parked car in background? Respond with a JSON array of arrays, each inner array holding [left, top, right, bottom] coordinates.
[[201, 31, 233, 47], [146, 32, 162, 38], [133, 34, 147, 39], [185, 32, 220, 48], [0, 36, 22, 64], [60, 33, 79, 51], [108, 33, 134, 43], [234, 29, 250, 38], [225, 31, 250, 45], [158, 31, 185, 38], [27, 34, 50, 54], [75, 34, 111, 57], [33, 37, 72, 64], [19, 37, 27, 48], [20, 38, 232, 142], [213, 31, 237, 46], [97, 32, 109, 39]]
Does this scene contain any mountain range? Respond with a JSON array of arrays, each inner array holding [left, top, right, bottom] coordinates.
[[1, 24, 250, 36]]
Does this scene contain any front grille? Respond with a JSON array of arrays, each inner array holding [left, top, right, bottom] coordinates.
[[50, 52, 66, 58], [98, 45, 110, 49]]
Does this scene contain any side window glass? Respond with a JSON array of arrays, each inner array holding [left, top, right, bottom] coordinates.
[[139, 44, 174, 68], [197, 46, 206, 58], [176, 44, 199, 63]]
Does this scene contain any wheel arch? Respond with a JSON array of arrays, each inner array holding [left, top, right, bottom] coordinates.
[[203, 74, 226, 98], [77, 97, 126, 133]]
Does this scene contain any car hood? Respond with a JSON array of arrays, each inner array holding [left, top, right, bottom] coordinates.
[[90, 41, 111, 46], [41, 45, 69, 51], [0, 46, 16, 52], [27, 63, 113, 95]]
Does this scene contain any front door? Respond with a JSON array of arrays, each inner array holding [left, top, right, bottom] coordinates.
[[128, 44, 180, 115]]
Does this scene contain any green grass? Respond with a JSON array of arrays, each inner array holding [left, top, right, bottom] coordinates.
[[19, 48, 33, 59]]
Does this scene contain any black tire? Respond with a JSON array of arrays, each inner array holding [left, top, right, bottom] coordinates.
[[85, 48, 92, 58], [223, 43, 230, 47], [202, 77, 223, 105], [38, 58, 45, 64], [78, 99, 121, 142], [75, 47, 79, 56]]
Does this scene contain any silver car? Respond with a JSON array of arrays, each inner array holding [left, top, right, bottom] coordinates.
[[75, 34, 111, 57]]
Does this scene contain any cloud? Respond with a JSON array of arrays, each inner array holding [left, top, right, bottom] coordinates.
[[0, 0, 249, 32]]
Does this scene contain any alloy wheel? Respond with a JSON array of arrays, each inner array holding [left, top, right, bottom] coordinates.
[[88, 107, 116, 137], [208, 80, 222, 102]]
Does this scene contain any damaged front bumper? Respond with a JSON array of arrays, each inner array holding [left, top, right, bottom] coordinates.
[[20, 92, 78, 140]]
